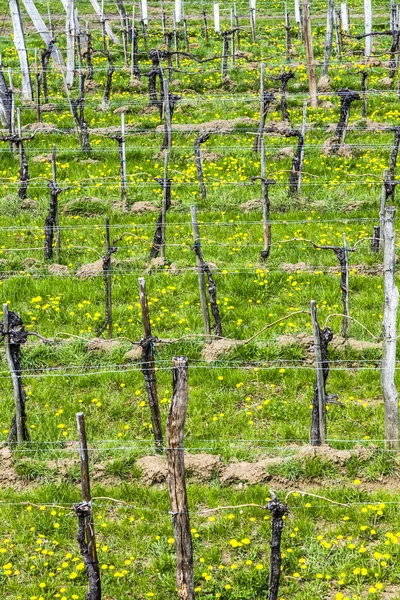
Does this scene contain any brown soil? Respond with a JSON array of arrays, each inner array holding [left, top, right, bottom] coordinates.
[[113, 105, 132, 114], [184, 452, 222, 480], [279, 146, 294, 159], [380, 76, 393, 88], [240, 198, 262, 212], [145, 257, 167, 273], [155, 117, 257, 134], [20, 199, 39, 210], [86, 338, 123, 352], [130, 78, 145, 91], [0, 447, 24, 489], [32, 154, 52, 163], [202, 338, 243, 361], [48, 264, 69, 276], [23, 257, 41, 269], [28, 122, 57, 133], [202, 151, 222, 162], [124, 346, 142, 361], [276, 332, 381, 352], [76, 258, 118, 279], [131, 201, 159, 214], [280, 262, 383, 275], [137, 455, 167, 484], [317, 75, 331, 92]]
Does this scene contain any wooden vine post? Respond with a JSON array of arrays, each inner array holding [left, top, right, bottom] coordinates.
[[160, 150, 169, 260], [2, 304, 29, 445], [44, 145, 62, 261], [190, 217, 222, 337], [194, 131, 210, 199], [138, 277, 164, 450], [302, 0, 317, 108], [259, 137, 276, 260], [379, 169, 388, 249], [190, 205, 211, 337], [166, 356, 195, 600], [310, 300, 330, 445], [381, 206, 399, 449], [74, 412, 101, 600], [267, 494, 288, 600], [297, 99, 307, 193], [99, 218, 115, 340]]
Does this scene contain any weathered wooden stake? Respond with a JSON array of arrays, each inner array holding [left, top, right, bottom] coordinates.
[[2, 304, 25, 446], [138, 277, 164, 450], [250, 0, 256, 42], [341, 2, 349, 31], [260, 138, 276, 260], [203, 10, 209, 41], [34, 48, 41, 122], [190, 205, 211, 337], [297, 99, 307, 193], [166, 356, 194, 600], [310, 300, 327, 445], [364, 0, 372, 60], [284, 2, 291, 63], [75, 412, 101, 600], [267, 494, 288, 600], [0, 309, 34, 445], [160, 150, 169, 260], [379, 169, 388, 249], [163, 76, 172, 149], [0, 56, 11, 129], [322, 0, 334, 76], [194, 131, 209, 199], [371, 225, 380, 252], [302, 0, 317, 108], [120, 113, 127, 207], [44, 145, 62, 261], [340, 233, 350, 336], [381, 206, 399, 449], [104, 218, 113, 339]]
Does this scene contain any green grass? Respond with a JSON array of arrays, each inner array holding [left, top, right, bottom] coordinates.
[[0, 0, 399, 598]]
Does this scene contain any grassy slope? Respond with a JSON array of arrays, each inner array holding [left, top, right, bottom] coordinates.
[[0, 0, 399, 598]]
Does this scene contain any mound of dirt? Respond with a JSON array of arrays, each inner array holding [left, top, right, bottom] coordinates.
[[276, 332, 381, 352], [131, 201, 159, 214], [202, 151, 221, 162], [240, 198, 261, 212], [48, 263, 69, 275], [145, 257, 167, 273], [124, 346, 142, 361], [32, 153, 52, 163], [41, 103, 56, 112], [317, 75, 332, 92], [202, 338, 243, 362], [76, 258, 104, 279], [221, 460, 271, 485], [155, 117, 257, 134], [86, 337, 123, 352], [28, 122, 57, 133], [20, 199, 38, 210], [137, 455, 167, 484], [130, 78, 145, 91], [23, 257, 41, 269], [380, 76, 393, 88], [298, 444, 352, 465], [279, 146, 294, 159], [113, 105, 132, 114], [185, 453, 222, 480], [0, 447, 23, 489]]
